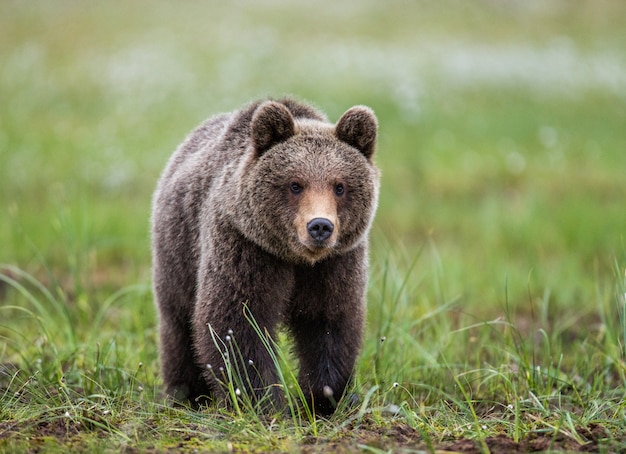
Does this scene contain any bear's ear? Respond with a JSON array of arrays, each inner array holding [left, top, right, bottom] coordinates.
[[251, 101, 295, 155], [335, 106, 378, 159]]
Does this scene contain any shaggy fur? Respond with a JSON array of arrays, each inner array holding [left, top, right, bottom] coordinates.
[[151, 98, 379, 415]]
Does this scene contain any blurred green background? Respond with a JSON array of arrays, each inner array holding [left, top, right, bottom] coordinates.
[[2, 0, 625, 319]]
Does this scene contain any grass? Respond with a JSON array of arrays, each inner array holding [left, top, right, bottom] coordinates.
[[2, 0, 626, 451]]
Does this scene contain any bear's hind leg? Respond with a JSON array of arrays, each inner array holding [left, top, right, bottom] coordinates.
[[153, 257, 211, 407], [158, 314, 211, 407]]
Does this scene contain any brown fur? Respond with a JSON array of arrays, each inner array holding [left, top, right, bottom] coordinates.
[[151, 98, 380, 415]]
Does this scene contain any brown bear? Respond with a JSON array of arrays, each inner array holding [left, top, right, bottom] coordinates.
[[151, 98, 379, 415]]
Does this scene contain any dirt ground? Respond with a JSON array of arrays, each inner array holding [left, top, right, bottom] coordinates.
[[1, 417, 616, 453], [300, 422, 613, 453]]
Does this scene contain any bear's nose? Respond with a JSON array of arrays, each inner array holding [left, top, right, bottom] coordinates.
[[307, 218, 334, 243]]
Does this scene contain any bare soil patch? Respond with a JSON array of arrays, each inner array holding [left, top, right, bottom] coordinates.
[[301, 422, 612, 453], [0, 417, 617, 453]]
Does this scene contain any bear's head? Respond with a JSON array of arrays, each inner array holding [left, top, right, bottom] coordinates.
[[236, 100, 380, 265]]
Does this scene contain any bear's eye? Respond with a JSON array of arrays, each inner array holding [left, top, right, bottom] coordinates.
[[290, 181, 303, 195], [334, 183, 345, 196]]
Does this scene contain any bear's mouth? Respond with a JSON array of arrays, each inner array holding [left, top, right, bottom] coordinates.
[[293, 222, 338, 263], [300, 240, 336, 262], [306, 243, 329, 254]]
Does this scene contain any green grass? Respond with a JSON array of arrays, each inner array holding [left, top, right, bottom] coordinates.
[[2, 0, 626, 452]]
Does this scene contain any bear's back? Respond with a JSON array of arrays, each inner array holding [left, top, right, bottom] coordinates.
[[157, 99, 327, 201]]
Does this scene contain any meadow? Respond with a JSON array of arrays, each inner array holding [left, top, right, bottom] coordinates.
[[1, 1, 626, 452]]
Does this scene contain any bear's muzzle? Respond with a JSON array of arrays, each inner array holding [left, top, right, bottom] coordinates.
[[307, 217, 334, 244]]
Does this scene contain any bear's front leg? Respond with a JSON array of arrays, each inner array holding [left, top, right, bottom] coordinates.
[[192, 232, 294, 411], [289, 246, 367, 416]]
